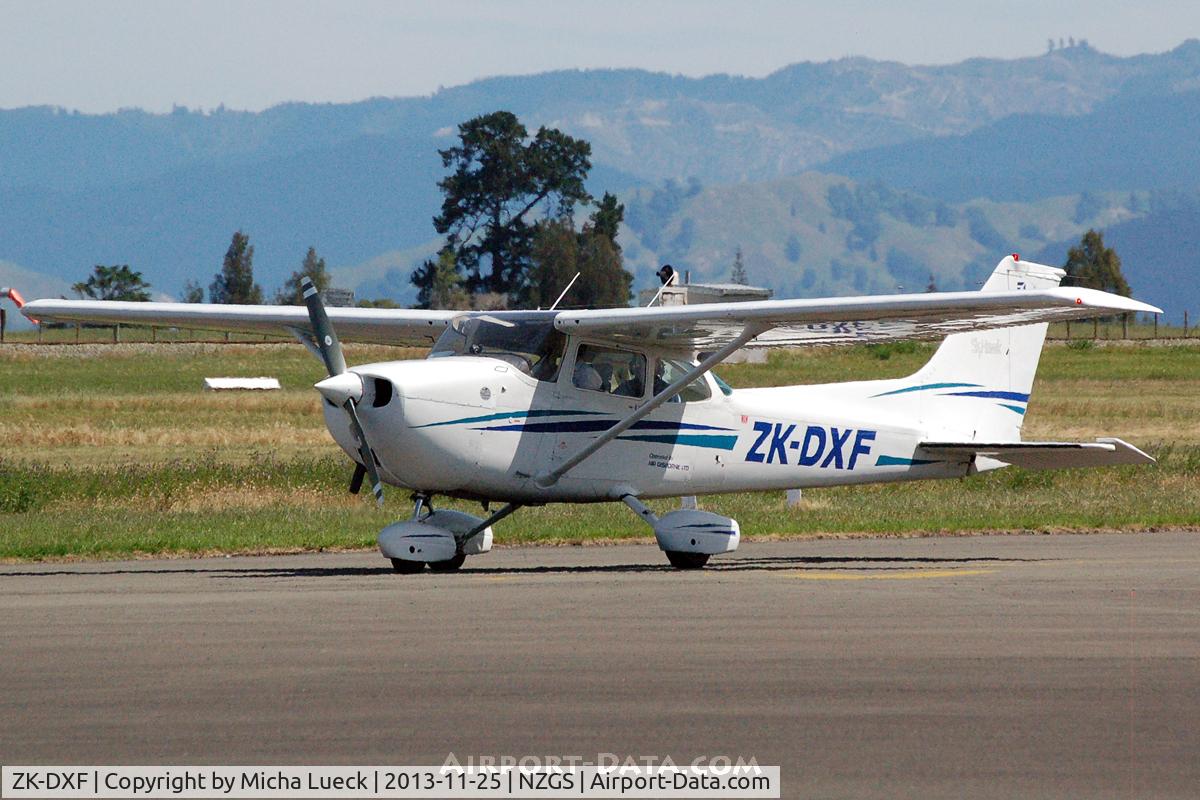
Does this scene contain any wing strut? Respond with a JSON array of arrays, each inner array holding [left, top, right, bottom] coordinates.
[[534, 324, 765, 488]]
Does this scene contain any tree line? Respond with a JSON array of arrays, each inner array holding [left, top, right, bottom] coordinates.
[[72, 234, 333, 305]]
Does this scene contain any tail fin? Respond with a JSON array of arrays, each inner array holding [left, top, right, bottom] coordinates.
[[911, 255, 1064, 442]]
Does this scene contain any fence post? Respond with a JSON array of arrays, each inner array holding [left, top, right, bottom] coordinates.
[[1093, 318, 1098, 339], [0, 307, 5, 343], [75, 323, 80, 344], [38, 322, 43, 343], [151, 326, 157, 343], [1186, 311, 1190, 338], [1154, 314, 1158, 339], [113, 324, 120, 344], [1065, 320, 1070, 340], [1122, 314, 1128, 340]]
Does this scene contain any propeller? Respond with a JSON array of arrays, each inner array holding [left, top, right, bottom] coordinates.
[[302, 277, 385, 507]]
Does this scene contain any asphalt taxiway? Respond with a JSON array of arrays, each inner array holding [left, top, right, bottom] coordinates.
[[2, 532, 1198, 799]]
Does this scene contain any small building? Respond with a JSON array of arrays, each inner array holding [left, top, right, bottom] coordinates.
[[637, 280, 773, 308], [321, 288, 355, 307], [637, 275, 773, 362]]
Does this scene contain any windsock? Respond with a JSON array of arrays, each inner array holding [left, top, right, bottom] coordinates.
[[1, 287, 28, 308], [1, 287, 35, 323]]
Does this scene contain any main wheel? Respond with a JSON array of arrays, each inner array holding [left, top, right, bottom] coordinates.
[[390, 558, 426, 574], [428, 553, 467, 572], [665, 551, 710, 570]]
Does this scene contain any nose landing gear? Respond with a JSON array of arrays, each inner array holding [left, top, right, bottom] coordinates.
[[380, 494, 513, 574]]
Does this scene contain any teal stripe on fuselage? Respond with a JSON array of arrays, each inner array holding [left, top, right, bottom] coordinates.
[[616, 433, 738, 450], [871, 382, 981, 398], [413, 409, 603, 429], [875, 454, 940, 466]]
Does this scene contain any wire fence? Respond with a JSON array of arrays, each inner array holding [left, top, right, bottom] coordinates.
[[1, 313, 1197, 346]]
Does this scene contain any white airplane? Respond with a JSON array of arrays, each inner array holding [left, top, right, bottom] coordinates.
[[23, 255, 1159, 572]]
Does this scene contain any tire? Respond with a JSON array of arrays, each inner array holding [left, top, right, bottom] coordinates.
[[428, 553, 467, 572], [665, 551, 710, 570], [390, 558, 426, 574]]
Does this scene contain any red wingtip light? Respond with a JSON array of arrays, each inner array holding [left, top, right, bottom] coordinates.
[[1012, 253, 1020, 261], [1076, 298, 1083, 305]]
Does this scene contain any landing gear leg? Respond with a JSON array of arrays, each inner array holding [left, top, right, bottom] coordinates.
[[411, 492, 430, 520], [620, 494, 714, 570]]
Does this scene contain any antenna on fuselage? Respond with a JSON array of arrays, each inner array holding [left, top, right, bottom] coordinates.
[[645, 264, 677, 307], [548, 272, 581, 311]]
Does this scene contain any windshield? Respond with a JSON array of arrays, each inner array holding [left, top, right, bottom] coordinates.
[[429, 315, 566, 381]]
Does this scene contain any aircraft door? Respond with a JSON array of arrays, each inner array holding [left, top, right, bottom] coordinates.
[[550, 342, 646, 482]]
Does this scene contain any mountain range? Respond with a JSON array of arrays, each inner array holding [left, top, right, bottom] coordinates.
[[1, 39, 1198, 326]]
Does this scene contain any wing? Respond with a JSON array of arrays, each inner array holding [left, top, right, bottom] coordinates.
[[919, 438, 1155, 470], [553, 287, 1160, 351], [20, 300, 455, 346]]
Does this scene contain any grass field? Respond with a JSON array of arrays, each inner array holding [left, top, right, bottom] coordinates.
[[2, 340, 1198, 560]]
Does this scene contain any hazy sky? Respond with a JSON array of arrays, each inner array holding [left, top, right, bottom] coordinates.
[[3, 0, 1198, 113]]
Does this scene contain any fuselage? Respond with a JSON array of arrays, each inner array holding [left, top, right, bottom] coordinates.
[[322, 342, 975, 504]]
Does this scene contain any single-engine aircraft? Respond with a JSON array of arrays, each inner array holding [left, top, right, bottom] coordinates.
[[23, 256, 1160, 572]]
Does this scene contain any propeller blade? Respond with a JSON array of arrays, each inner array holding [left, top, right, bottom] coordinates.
[[301, 276, 346, 376], [343, 399, 384, 507], [349, 462, 366, 495], [302, 276, 383, 505]]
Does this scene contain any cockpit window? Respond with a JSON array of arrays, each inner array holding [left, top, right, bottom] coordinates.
[[429, 315, 566, 382]]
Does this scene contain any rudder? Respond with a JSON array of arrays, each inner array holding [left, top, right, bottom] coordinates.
[[912, 256, 1064, 442]]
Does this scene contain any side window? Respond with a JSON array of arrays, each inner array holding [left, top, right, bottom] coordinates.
[[654, 359, 712, 403], [573, 344, 646, 398]]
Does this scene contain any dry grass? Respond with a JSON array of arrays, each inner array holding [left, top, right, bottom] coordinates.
[[1, 340, 1197, 560]]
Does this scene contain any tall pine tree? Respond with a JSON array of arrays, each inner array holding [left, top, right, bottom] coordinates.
[[210, 231, 262, 304], [275, 247, 329, 304], [1064, 229, 1130, 296]]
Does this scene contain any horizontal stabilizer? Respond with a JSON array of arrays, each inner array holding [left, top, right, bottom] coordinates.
[[919, 438, 1154, 470]]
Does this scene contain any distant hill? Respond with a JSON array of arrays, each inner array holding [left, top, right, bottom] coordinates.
[[0, 132, 639, 301], [3, 41, 1198, 191], [334, 173, 1155, 313], [819, 88, 1200, 202], [612, 173, 1148, 299]]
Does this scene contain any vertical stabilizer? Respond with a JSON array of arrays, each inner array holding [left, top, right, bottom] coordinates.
[[912, 256, 1064, 442]]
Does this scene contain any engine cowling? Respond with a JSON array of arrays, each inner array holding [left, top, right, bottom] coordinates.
[[652, 509, 740, 555]]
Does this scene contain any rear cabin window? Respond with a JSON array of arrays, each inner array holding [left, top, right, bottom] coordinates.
[[654, 359, 712, 403], [572, 344, 646, 398]]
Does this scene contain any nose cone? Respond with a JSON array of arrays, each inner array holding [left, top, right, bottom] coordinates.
[[314, 371, 363, 405]]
